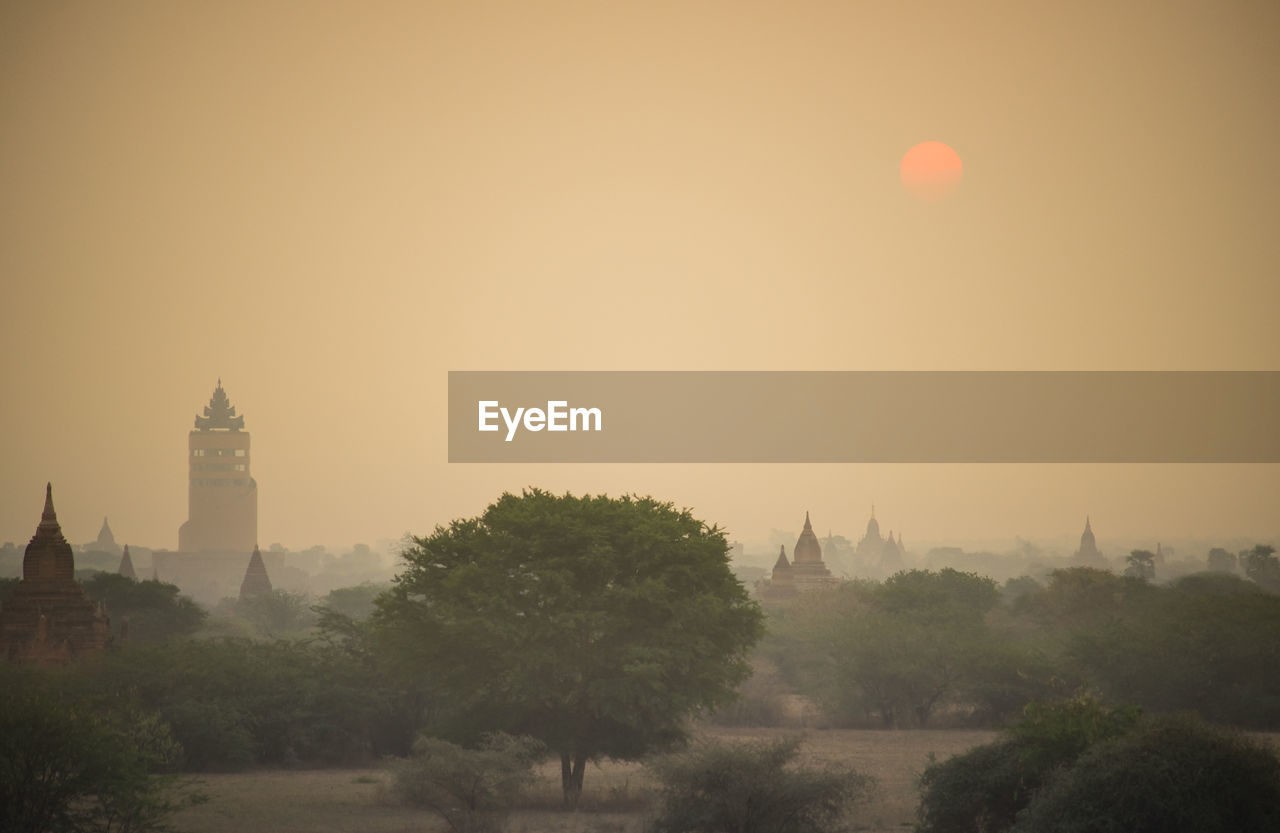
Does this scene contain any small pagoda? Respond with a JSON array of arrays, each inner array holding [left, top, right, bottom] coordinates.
[[238, 545, 273, 601], [760, 512, 839, 603], [1074, 516, 1106, 565], [118, 544, 137, 580], [0, 484, 111, 665]]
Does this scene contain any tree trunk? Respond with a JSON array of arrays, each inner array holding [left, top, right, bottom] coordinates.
[[561, 751, 587, 809]]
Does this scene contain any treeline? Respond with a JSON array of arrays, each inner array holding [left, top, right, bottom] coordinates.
[[752, 564, 1280, 730], [0, 631, 420, 773]]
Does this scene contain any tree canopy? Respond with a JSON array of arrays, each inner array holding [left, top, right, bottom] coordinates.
[[372, 489, 764, 806]]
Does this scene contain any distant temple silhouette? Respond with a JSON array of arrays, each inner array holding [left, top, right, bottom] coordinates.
[[0, 484, 111, 665], [91, 516, 121, 555], [855, 506, 904, 574], [239, 545, 273, 601], [154, 382, 280, 602], [117, 544, 137, 580], [761, 512, 838, 602], [1073, 516, 1106, 565], [178, 381, 257, 552]]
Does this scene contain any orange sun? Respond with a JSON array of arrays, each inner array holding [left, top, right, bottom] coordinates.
[[900, 141, 963, 202]]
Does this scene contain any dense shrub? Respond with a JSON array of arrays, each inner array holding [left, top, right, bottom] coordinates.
[[80, 572, 206, 644], [917, 694, 1140, 833], [765, 562, 1280, 732], [1064, 589, 1280, 727], [96, 637, 418, 769], [1011, 714, 1280, 833], [647, 735, 873, 833], [0, 668, 203, 833], [704, 657, 789, 727], [390, 733, 544, 833]]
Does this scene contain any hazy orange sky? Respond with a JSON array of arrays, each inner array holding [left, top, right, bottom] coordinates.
[[2, 1, 1277, 553]]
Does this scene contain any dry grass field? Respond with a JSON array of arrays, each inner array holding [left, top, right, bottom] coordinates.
[[170, 727, 999, 833]]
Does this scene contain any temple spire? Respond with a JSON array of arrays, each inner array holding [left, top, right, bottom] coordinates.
[[195, 380, 245, 431], [118, 544, 137, 581], [239, 545, 273, 600], [40, 482, 58, 527], [25, 483, 76, 584]]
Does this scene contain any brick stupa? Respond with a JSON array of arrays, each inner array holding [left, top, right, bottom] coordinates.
[[238, 545, 273, 601], [0, 484, 111, 665], [760, 512, 839, 603]]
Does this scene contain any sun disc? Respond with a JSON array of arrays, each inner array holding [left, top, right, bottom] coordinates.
[[901, 141, 963, 201]]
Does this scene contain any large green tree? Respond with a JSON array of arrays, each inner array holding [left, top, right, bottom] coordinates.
[[80, 572, 206, 644], [372, 489, 763, 807], [780, 569, 1023, 728]]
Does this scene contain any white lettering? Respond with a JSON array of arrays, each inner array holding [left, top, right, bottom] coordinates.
[[479, 401, 603, 442], [571, 406, 602, 432], [478, 401, 500, 432], [547, 400, 568, 431], [502, 407, 525, 442]]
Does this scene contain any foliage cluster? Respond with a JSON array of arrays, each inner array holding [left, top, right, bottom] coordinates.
[[764, 565, 1280, 729], [374, 489, 764, 806], [1008, 714, 1280, 833], [0, 667, 204, 833], [917, 694, 1139, 833], [647, 735, 873, 833], [390, 733, 544, 833], [918, 696, 1280, 833], [38, 635, 421, 771], [79, 573, 207, 644]]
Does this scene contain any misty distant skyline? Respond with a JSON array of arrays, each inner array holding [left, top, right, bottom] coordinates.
[[2, 2, 1277, 550]]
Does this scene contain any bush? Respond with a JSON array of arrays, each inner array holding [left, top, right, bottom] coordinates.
[[99, 637, 418, 770], [80, 572, 206, 644], [390, 733, 544, 833], [0, 670, 203, 833], [647, 735, 873, 833], [1011, 714, 1280, 833], [917, 694, 1140, 833], [704, 658, 789, 727]]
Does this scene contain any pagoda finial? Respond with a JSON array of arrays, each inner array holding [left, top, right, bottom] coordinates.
[[803, 511, 812, 530], [41, 482, 57, 526], [195, 381, 245, 431], [871, 503, 875, 519]]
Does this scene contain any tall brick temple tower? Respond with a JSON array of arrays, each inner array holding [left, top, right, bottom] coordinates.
[[0, 484, 111, 664], [178, 381, 257, 553]]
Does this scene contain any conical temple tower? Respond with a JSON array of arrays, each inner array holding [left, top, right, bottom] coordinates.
[[762, 545, 796, 601], [238, 545, 273, 601], [93, 516, 120, 554], [0, 484, 111, 664], [789, 511, 837, 592], [1074, 516, 1106, 565], [118, 544, 137, 581], [761, 512, 837, 603]]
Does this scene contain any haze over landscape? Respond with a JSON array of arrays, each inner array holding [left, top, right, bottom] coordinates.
[[5, 6, 1280, 833], [2, 1, 1277, 552]]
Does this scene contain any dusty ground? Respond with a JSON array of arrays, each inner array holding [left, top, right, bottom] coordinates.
[[170, 727, 1000, 833]]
